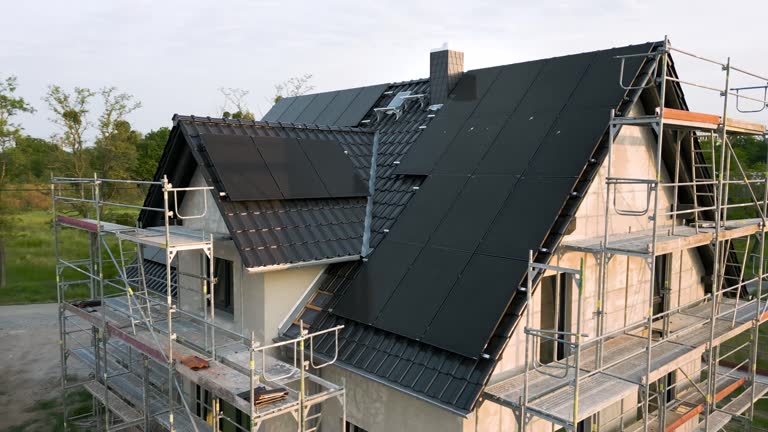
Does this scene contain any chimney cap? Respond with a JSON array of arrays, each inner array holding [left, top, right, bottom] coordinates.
[[430, 42, 451, 53]]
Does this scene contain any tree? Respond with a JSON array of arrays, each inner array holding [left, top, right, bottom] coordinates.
[[0, 75, 35, 183], [272, 74, 314, 104], [44, 85, 96, 180], [134, 127, 170, 181], [93, 120, 140, 186], [4, 136, 65, 183], [93, 87, 141, 191], [0, 75, 34, 289], [219, 87, 254, 120]]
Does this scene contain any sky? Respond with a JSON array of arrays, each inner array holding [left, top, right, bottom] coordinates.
[[2, 0, 767, 142]]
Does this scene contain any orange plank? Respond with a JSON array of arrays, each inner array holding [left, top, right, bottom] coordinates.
[[665, 377, 746, 432], [663, 108, 721, 125]]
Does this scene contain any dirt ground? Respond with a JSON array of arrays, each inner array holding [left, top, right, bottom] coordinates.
[[0, 303, 64, 430]]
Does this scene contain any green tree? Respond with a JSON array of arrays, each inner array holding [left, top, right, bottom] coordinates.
[[134, 127, 169, 181], [4, 136, 65, 183], [0, 75, 35, 288], [44, 85, 96, 180], [0, 75, 36, 183], [93, 120, 140, 180]]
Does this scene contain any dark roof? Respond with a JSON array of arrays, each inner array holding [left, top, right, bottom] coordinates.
[[263, 84, 390, 126], [140, 79, 429, 270], [282, 42, 662, 414], [140, 119, 375, 269]]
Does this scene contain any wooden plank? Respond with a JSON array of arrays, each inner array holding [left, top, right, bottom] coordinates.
[[726, 117, 766, 135], [663, 108, 721, 125], [665, 377, 745, 432]]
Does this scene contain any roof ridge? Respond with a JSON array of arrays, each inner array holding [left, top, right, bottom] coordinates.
[[172, 114, 374, 134]]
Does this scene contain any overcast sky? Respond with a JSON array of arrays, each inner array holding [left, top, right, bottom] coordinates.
[[2, 0, 766, 141]]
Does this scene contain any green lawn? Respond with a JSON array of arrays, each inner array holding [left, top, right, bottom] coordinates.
[[1, 209, 138, 305]]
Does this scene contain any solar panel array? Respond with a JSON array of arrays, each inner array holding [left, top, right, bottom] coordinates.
[[201, 134, 368, 201], [333, 43, 655, 358]]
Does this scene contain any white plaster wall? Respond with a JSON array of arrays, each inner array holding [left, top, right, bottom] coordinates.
[[178, 168, 228, 234]]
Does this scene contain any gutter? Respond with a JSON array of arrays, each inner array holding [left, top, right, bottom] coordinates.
[[245, 255, 361, 273]]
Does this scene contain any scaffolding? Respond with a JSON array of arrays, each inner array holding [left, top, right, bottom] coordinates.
[[484, 38, 768, 432], [53, 176, 346, 431]]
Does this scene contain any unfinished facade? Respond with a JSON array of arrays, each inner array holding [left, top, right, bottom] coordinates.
[[53, 38, 768, 432]]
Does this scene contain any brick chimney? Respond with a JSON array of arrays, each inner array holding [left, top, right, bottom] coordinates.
[[429, 45, 464, 105]]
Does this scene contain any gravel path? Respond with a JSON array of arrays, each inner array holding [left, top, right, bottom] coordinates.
[[0, 303, 62, 430]]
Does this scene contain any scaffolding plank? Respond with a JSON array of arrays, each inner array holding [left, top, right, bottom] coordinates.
[[527, 373, 638, 424], [482, 297, 768, 427], [83, 381, 143, 423], [562, 219, 766, 256], [662, 108, 766, 135]]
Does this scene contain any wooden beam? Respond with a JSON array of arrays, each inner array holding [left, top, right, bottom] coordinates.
[[664, 377, 746, 432], [58, 215, 100, 232], [663, 108, 721, 125]]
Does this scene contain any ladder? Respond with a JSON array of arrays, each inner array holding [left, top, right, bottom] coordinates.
[[690, 132, 717, 230], [116, 237, 154, 334]]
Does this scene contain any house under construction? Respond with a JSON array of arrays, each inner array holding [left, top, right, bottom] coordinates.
[[53, 37, 768, 431]]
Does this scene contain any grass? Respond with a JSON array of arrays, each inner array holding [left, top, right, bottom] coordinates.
[[8, 389, 91, 432], [1, 208, 139, 305]]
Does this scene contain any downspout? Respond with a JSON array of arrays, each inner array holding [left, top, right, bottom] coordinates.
[[360, 130, 381, 257]]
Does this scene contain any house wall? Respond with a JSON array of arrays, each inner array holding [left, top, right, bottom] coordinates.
[[321, 364, 465, 432], [178, 169, 228, 234], [467, 105, 708, 431], [176, 167, 326, 345]]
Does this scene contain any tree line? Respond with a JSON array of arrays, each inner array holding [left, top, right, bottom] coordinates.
[[0, 77, 169, 188]]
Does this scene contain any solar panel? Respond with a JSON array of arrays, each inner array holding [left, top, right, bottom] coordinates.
[[422, 254, 527, 357], [387, 175, 468, 247], [478, 177, 576, 260], [314, 88, 362, 126], [278, 94, 318, 123], [299, 139, 368, 197], [373, 246, 472, 340], [473, 60, 545, 115], [335, 84, 389, 126], [475, 109, 559, 175], [332, 240, 422, 324], [432, 114, 508, 175], [569, 43, 656, 109], [262, 97, 295, 122], [394, 67, 504, 176], [526, 107, 610, 177], [429, 175, 519, 252], [200, 134, 282, 201], [293, 91, 338, 124], [515, 52, 594, 113], [252, 136, 329, 199]]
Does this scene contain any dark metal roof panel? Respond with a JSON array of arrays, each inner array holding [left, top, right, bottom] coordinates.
[[277, 94, 318, 123], [293, 91, 339, 124], [172, 118, 375, 269], [262, 97, 296, 122], [335, 84, 389, 126], [313, 88, 362, 126]]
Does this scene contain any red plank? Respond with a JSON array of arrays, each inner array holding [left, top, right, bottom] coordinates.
[[58, 215, 100, 232]]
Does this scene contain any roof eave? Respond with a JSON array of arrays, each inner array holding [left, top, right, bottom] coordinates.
[[246, 255, 361, 273]]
